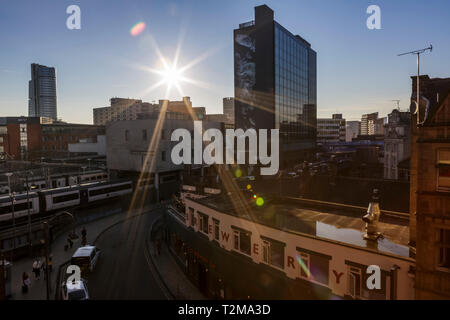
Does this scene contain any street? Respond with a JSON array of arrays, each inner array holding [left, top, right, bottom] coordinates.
[[87, 210, 166, 299]]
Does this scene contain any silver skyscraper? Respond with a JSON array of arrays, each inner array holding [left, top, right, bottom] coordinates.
[[28, 63, 57, 120]]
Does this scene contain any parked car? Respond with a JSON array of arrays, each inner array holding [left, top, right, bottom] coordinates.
[[61, 279, 89, 300], [71, 246, 101, 274]]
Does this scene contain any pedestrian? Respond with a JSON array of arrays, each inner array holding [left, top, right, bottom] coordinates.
[[67, 236, 73, 249], [81, 227, 87, 246], [22, 272, 30, 294], [157, 239, 161, 256], [48, 256, 53, 273], [32, 259, 41, 280], [41, 258, 47, 280]]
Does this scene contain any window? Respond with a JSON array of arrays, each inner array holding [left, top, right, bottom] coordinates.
[[437, 228, 450, 269], [198, 212, 208, 234], [232, 227, 251, 255], [437, 150, 450, 191], [261, 237, 285, 269], [214, 220, 219, 241], [161, 151, 166, 161], [142, 129, 147, 141], [346, 261, 386, 299], [53, 192, 79, 204], [298, 252, 310, 278], [349, 267, 362, 299], [296, 248, 330, 285], [161, 129, 165, 140]]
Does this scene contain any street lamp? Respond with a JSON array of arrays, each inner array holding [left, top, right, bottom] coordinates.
[[42, 211, 75, 300], [4, 173, 15, 261], [25, 170, 34, 255]]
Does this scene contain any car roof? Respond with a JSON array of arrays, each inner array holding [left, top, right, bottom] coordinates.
[[72, 246, 96, 257], [66, 280, 86, 292]]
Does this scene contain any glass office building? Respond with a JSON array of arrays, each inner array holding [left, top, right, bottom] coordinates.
[[274, 22, 316, 143], [29, 63, 57, 120], [234, 5, 317, 166]]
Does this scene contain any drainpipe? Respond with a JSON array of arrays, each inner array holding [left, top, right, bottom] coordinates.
[[390, 265, 400, 300]]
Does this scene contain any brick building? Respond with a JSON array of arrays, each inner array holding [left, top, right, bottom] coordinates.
[[0, 117, 42, 160], [410, 75, 450, 299], [40, 122, 105, 158], [0, 117, 104, 160]]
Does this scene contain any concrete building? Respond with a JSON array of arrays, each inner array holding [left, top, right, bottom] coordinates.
[[223, 97, 235, 125], [93, 96, 207, 125], [106, 117, 223, 201], [317, 114, 346, 145], [166, 188, 415, 299], [361, 113, 378, 135], [28, 63, 57, 120], [68, 135, 106, 156], [384, 110, 411, 180], [409, 75, 450, 299], [93, 98, 158, 125], [346, 121, 361, 142]]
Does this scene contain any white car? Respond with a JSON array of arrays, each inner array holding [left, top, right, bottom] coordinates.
[[61, 279, 89, 300], [71, 246, 101, 274]]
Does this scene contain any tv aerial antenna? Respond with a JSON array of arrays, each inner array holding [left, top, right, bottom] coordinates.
[[398, 45, 433, 124]]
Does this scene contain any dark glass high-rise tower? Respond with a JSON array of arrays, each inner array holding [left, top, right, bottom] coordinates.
[[28, 63, 57, 120], [234, 5, 317, 167]]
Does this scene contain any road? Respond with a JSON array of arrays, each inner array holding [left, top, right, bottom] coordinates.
[[87, 209, 167, 299]]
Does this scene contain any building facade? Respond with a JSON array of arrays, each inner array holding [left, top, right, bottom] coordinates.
[[409, 75, 450, 299], [165, 191, 415, 300], [384, 110, 411, 180], [0, 117, 42, 160], [361, 112, 378, 136], [93, 96, 206, 125], [106, 117, 223, 201], [28, 63, 57, 120], [234, 5, 317, 167], [317, 114, 346, 145], [346, 121, 361, 142], [40, 123, 105, 157], [223, 97, 235, 125]]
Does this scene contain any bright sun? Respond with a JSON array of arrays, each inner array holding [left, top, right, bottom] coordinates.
[[161, 66, 182, 86]]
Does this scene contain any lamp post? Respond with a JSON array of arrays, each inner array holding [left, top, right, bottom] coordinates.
[[25, 171, 34, 255], [0, 253, 5, 300], [5, 173, 15, 261], [42, 211, 75, 300]]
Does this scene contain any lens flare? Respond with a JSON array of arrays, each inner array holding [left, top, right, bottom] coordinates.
[[235, 169, 242, 178], [130, 22, 146, 37], [256, 197, 264, 206]]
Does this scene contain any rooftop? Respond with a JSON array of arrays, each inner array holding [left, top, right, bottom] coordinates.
[[189, 192, 411, 259]]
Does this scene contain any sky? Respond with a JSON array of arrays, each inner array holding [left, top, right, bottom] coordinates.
[[0, 0, 449, 123]]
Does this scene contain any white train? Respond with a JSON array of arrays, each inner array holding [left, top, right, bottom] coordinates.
[[0, 180, 133, 223], [0, 170, 109, 195]]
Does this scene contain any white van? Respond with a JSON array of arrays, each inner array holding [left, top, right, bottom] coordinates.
[[71, 246, 101, 274]]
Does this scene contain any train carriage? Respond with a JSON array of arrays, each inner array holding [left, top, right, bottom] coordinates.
[[39, 187, 82, 212], [87, 180, 133, 202], [0, 193, 40, 222]]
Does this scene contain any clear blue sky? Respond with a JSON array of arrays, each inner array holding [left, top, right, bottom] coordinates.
[[1, 0, 449, 123]]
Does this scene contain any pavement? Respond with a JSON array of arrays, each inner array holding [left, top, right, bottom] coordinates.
[[9, 204, 154, 300], [149, 216, 205, 300]]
